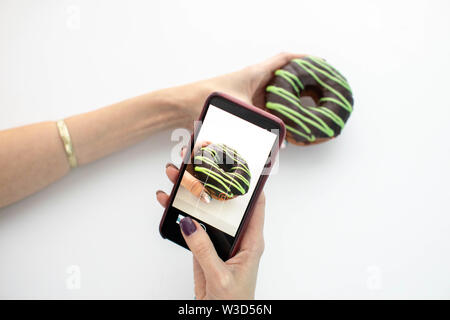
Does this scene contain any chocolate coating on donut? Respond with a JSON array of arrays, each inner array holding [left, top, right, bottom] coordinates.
[[265, 56, 354, 145], [193, 143, 251, 200]]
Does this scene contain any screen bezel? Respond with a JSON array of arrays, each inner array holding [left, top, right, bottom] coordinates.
[[160, 94, 282, 260]]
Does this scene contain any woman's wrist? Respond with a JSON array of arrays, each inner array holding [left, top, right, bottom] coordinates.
[[146, 87, 191, 128], [164, 81, 213, 129]]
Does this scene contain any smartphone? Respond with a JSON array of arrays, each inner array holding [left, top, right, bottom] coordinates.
[[159, 92, 285, 260]]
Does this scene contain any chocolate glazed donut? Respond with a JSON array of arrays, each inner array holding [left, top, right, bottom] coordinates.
[[192, 143, 251, 201], [265, 55, 354, 145]]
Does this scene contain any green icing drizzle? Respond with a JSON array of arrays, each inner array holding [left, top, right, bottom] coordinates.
[[203, 183, 233, 198], [308, 56, 347, 85], [296, 58, 352, 92], [193, 144, 251, 198], [229, 172, 250, 187], [194, 167, 232, 192], [285, 124, 316, 142], [307, 56, 351, 90], [274, 69, 304, 94], [200, 146, 220, 162], [266, 86, 334, 137], [265, 55, 353, 142], [194, 155, 247, 194], [293, 59, 353, 112], [217, 144, 250, 175], [310, 106, 345, 129]]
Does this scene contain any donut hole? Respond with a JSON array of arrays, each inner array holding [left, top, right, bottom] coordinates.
[[220, 162, 235, 173], [299, 86, 322, 107], [217, 151, 236, 172]]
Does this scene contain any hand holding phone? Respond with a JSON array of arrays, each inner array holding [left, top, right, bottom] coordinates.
[[157, 92, 284, 299], [159, 92, 285, 260], [157, 168, 266, 300]]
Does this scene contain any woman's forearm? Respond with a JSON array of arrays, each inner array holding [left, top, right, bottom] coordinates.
[[0, 86, 197, 208], [0, 53, 298, 208], [0, 121, 71, 208], [65, 87, 193, 165]]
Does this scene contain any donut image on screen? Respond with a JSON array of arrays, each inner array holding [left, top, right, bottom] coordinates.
[[265, 55, 354, 145], [192, 143, 251, 201], [172, 104, 277, 236]]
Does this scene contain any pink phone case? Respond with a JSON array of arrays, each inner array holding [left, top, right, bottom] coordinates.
[[159, 92, 286, 258]]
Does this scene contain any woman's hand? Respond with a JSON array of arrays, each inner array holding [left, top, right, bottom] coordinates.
[[179, 141, 213, 203], [156, 164, 265, 300], [177, 52, 303, 128], [179, 168, 212, 204]]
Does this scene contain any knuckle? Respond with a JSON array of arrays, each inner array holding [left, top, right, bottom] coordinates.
[[189, 179, 203, 193], [279, 51, 293, 64], [216, 271, 233, 290], [193, 240, 211, 260]]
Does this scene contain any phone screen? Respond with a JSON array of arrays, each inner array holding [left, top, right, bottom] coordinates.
[[161, 97, 280, 259]]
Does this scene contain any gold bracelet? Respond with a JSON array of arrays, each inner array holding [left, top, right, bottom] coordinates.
[[56, 120, 78, 169]]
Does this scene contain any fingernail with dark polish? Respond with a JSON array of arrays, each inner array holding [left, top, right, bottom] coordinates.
[[180, 217, 197, 236]]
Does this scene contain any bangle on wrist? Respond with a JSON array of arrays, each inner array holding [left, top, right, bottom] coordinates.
[[56, 120, 78, 169]]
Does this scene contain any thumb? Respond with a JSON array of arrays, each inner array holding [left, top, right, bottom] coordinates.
[[179, 217, 225, 276], [259, 52, 304, 73]]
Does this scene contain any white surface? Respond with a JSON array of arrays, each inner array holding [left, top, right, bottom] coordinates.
[[173, 105, 277, 236], [0, 0, 449, 299]]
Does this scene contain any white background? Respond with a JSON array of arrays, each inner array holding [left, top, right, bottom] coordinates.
[[0, 0, 449, 299], [173, 105, 277, 236]]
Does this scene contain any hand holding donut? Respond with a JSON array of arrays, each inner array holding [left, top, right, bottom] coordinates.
[[177, 52, 305, 129], [172, 140, 252, 203], [191, 143, 251, 201], [178, 141, 213, 204], [264, 55, 354, 145]]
